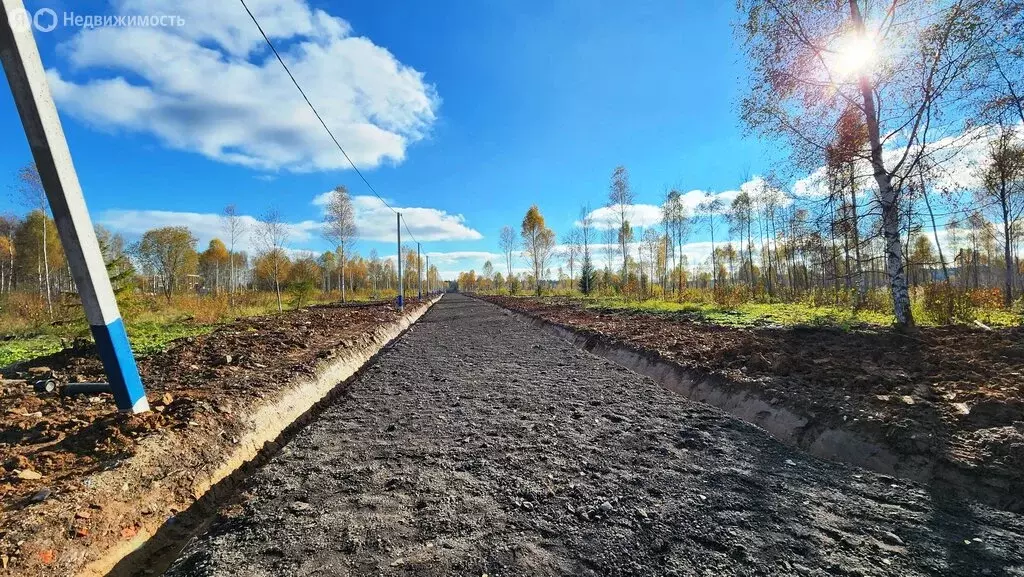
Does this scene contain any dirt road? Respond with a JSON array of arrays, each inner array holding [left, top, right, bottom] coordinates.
[[166, 295, 1024, 576]]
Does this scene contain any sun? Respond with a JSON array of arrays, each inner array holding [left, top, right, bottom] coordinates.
[[830, 31, 877, 78]]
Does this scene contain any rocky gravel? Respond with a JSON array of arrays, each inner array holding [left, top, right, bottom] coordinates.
[[166, 294, 1024, 577]]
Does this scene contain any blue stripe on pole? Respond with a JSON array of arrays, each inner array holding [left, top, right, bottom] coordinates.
[[90, 317, 148, 413]]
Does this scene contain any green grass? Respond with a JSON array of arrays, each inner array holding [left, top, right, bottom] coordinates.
[[0, 321, 218, 370], [576, 297, 895, 329], [530, 294, 1018, 329], [0, 335, 66, 368], [126, 321, 218, 356], [0, 290, 390, 369]]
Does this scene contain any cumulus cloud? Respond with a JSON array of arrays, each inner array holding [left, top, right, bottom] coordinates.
[[792, 125, 1019, 199], [312, 193, 482, 242], [47, 0, 439, 172], [580, 179, 788, 230], [98, 208, 322, 254]]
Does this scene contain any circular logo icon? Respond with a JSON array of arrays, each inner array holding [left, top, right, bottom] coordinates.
[[6, 8, 32, 33], [34, 8, 57, 33]]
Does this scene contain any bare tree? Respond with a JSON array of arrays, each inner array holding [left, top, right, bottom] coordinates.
[[256, 208, 289, 312], [662, 189, 690, 298], [323, 185, 357, 302], [608, 166, 634, 283], [641, 228, 662, 298], [562, 229, 582, 291], [222, 204, 247, 305], [498, 225, 518, 294], [696, 195, 724, 288], [15, 163, 52, 316]]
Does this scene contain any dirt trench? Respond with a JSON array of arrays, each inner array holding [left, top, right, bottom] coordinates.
[[165, 294, 1024, 577]]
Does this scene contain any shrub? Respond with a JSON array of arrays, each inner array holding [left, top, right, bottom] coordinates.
[[919, 282, 975, 325]]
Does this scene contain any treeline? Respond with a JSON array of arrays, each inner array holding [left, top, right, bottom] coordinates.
[[460, 1, 1024, 327], [0, 175, 440, 317], [463, 158, 1021, 325]]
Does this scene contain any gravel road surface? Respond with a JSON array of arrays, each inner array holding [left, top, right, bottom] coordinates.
[[166, 294, 1024, 576]]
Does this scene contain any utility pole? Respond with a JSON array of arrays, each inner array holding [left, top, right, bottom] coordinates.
[[425, 255, 430, 295], [0, 1, 149, 412], [417, 242, 422, 300], [396, 213, 403, 310]]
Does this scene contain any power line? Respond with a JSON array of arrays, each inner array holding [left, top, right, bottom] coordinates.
[[237, 0, 397, 216], [402, 217, 419, 245]]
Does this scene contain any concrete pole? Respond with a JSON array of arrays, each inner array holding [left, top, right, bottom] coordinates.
[[0, 1, 148, 413], [417, 242, 422, 300], [425, 255, 430, 295], [396, 213, 403, 310]]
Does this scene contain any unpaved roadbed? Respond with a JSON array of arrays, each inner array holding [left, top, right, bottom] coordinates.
[[0, 299, 433, 577], [167, 295, 1024, 577], [478, 294, 1024, 511]]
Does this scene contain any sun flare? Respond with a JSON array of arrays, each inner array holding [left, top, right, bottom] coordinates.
[[831, 31, 877, 78]]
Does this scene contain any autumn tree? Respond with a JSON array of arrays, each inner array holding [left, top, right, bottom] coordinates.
[[482, 260, 495, 291], [0, 234, 13, 293], [135, 226, 198, 301], [521, 205, 555, 296], [96, 225, 135, 296], [978, 123, 1024, 307], [738, 0, 1003, 328], [200, 239, 230, 295], [256, 208, 289, 312], [287, 253, 321, 309], [324, 185, 357, 302]]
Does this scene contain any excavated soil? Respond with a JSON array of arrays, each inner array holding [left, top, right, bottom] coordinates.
[[0, 299, 427, 575], [480, 295, 1024, 509], [167, 295, 1024, 577]]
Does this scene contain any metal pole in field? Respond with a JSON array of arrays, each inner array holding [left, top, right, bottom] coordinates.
[[0, 2, 149, 413], [396, 213, 403, 310], [417, 242, 422, 300]]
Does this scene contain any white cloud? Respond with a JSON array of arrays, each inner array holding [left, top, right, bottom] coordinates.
[[580, 180, 784, 230], [47, 0, 439, 172], [312, 193, 482, 242], [98, 208, 322, 254], [791, 124, 1022, 199]]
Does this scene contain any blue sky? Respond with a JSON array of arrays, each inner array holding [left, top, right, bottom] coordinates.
[[0, 0, 783, 277]]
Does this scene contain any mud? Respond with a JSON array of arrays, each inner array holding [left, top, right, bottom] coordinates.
[[167, 295, 1024, 577]]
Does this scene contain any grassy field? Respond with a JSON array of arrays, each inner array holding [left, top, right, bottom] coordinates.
[[529, 294, 1021, 329], [0, 290, 387, 369]]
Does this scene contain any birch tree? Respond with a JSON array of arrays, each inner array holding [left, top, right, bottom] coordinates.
[[222, 204, 247, 304], [662, 189, 690, 298], [256, 208, 289, 312], [521, 205, 555, 296], [738, 0, 1004, 328], [608, 166, 634, 284], [324, 185, 357, 302], [15, 164, 52, 316], [498, 225, 518, 294]]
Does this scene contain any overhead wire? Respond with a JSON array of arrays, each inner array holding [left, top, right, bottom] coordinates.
[[238, 0, 422, 250]]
